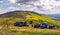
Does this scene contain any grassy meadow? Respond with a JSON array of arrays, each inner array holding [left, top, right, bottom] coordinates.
[[0, 11, 60, 35], [0, 17, 60, 35]]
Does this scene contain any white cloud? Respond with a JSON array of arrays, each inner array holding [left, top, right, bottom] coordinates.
[[0, 1, 3, 3], [8, 0, 60, 10], [0, 6, 60, 14], [7, 6, 48, 14], [49, 6, 60, 14], [8, 0, 17, 3], [0, 7, 20, 14], [0, 9, 8, 14], [17, 0, 60, 10], [0, 0, 60, 14], [8, 6, 20, 10]]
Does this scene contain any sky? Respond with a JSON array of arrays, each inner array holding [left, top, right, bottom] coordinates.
[[0, 0, 60, 14]]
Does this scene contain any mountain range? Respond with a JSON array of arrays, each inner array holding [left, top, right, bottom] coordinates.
[[49, 14, 60, 19]]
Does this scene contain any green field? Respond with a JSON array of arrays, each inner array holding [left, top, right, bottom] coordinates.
[[0, 11, 60, 35]]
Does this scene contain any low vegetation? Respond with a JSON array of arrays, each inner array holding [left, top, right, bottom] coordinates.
[[0, 11, 60, 35]]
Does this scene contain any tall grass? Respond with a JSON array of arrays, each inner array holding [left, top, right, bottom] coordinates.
[[0, 16, 60, 35], [11, 29, 60, 35]]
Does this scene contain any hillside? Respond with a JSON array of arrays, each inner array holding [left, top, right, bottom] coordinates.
[[0, 10, 60, 26], [0, 10, 42, 18], [0, 10, 60, 35], [0, 10, 60, 27]]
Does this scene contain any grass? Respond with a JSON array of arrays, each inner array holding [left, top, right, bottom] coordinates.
[[0, 17, 60, 35], [0, 24, 60, 35], [26, 14, 60, 26], [8, 26, 60, 35], [12, 31, 60, 35], [0, 12, 60, 35]]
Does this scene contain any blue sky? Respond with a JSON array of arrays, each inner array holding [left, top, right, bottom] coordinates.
[[0, 0, 60, 14]]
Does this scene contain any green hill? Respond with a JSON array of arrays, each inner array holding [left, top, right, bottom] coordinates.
[[0, 10, 43, 18], [0, 10, 60, 35], [0, 10, 60, 26]]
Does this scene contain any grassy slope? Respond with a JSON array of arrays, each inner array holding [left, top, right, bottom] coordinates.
[[0, 11, 60, 35], [26, 13, 60, 26], [0, 11, 60, 26]]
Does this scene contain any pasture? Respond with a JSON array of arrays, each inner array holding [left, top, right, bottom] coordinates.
[[0, 16, 60, 35]]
